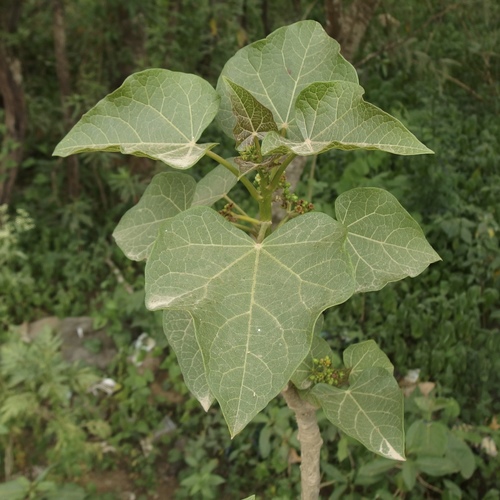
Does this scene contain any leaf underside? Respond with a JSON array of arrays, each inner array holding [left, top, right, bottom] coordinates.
[[53, 69, 220, 169], [162, 309, 214, 411], [335, 188, 441, 292], [146, 206, 356, 435], [113, 172, 196, 261], [216, 20, 358, 141], [261, 81, 433, 156], [113, 167, 238, 261], [309, 340, 405, 460]]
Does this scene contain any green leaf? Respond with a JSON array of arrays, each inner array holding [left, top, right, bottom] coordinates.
[[113, 172, 196, 261], [335, 188, 441, 292], [357, 457, 395, 478], [223, 77, 278, 148], [162, 309, 214, 411], [191, 164, 238, 207], [310, 367, 405, 460], [402, 460, 418, 490], [216, 20, 358, 141], [0, 477, 30, 500], [53, 69, 219, 169], [146, 206, 355, 435], [261, 81, 433, 156], [0, 393, 38, 423], [414, 456, 460, 476], [45, 484, 86, 500], [343, 339, 394, 381], [406, 420, 449, 457], [446, 433, 476, 479]]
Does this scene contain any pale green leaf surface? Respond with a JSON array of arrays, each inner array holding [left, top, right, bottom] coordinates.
[[223, 77, 278, 148], [311, 367, 405, 460], [162, 309, 214, 411], [261, 81, 433, 156], [53, 69, 219, 169], [216, 20, 358, 141], [145, 206, 355, 435], [343, 340, 394, 382], [113, 172, 196, 261], [336, 188, 441, 292], [191, 164, 238, 207]]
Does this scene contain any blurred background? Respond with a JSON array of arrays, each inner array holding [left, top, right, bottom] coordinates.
[[0, 0, 499, 498]]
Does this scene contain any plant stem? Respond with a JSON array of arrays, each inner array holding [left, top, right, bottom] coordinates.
[[269, 153, 297, 192], [223, 195, 248, 217], [282, 384, 323, 500], [232, 214, 261, 226], [306, 155, 317, 202], [231, 222, 256, 235], [205, 150, 261, 202]]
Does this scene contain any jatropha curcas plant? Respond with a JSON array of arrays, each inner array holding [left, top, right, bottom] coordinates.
[[54, 21, 440, 498]]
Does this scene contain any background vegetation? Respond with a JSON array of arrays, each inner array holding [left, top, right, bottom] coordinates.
[[0, 0, 499, 498]]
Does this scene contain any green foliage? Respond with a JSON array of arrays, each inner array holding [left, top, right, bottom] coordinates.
[[5, 0, 499, 496], [54, 21, 439, 485], [0, 329, 101, 477], [0, 205, 35, 327], [0, 471, 86, 500]]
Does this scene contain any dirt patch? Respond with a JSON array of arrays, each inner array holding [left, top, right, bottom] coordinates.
[[81, 467, 178, 499]]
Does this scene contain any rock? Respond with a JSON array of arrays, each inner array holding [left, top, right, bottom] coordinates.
[[16, 316, 117, 370]]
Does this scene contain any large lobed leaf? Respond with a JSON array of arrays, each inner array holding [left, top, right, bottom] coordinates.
[[145, 206, 356, 435], [261, 81, 433, 156], [162, 310, 214, 411], [216, 20, 358, 141], [113, 173, 196, 261], [191, 164, 238, 207], [53, 69, 219, 169], [113, 168, 237, 261], [335, 188, 441, 292], [309, 340, 405, 460]]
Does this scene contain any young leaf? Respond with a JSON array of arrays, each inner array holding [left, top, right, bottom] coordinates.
[[191, 164, 238, 207], [53, 69, 219, 169], [163, 309, 214, 411], [310, 367, 405, 461], [145, 206, 356, 435], [335, 188, 441, 292], [343, 339, 394, 381], [222, 77, 278, 149], [261, 81, 433, 156], [113, 172, 196, 261], [216, 20, 358, 140]]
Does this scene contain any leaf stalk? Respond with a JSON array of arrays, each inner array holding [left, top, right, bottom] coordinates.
[[205, 150, 262, 202]]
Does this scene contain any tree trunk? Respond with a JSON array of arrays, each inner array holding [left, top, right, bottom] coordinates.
[[0, 3, 27, 205], [52, 0, 80, 199], [282, 384, 323, 500], [324, 0, 381, 62]]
